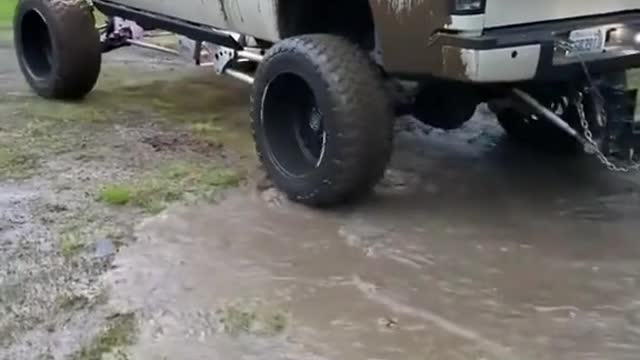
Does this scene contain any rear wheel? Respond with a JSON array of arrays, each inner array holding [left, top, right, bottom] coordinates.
[[14, 0, 102, 99], [494, 87, 585, 154], [251, 35, 394, 206]]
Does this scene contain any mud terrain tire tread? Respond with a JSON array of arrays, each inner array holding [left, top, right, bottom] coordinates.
[[251, 35, 394, 206], [14, 0, 101, 99]]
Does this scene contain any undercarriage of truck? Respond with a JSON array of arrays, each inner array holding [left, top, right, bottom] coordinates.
[[98, 14, 640, 173], [12, 0, 640, 206]]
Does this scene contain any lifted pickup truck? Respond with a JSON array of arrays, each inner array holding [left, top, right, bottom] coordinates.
[[12, 0, 640, 206]]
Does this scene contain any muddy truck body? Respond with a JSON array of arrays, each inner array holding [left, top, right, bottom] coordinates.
[[13, 0, 640, 206]]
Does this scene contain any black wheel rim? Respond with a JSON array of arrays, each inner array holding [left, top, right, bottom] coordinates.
[[294, 105, 325, 162], [261, 73, 327, 178], [20, 9, 54, 80]]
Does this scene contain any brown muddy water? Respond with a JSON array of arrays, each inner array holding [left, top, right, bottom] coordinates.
[[1, 34, 640, 360]]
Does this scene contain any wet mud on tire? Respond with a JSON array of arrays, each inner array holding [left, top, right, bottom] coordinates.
[[14, 0, 101, 99], [251, 35, 394, 206]]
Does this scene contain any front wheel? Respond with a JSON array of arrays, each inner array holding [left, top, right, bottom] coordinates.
[[251, 35, 394, 206]]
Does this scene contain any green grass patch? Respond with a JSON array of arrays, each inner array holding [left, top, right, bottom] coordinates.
[[100, 185, 132, 206], [10, 99, 111, 123], [69, 313, 137, 360], [218, 303, 288, 337], [1, 65, 256, 155], [100, 162, 244, 213], [0, 28, 12, 43], [0, 146, 39, 178], [59, 232, 86, 258], [96, 71, 255, 154], [55, 293, 89, 311], [23, 119, 84, 154], [0, 116, 94, 176], [0, 0, 16, 26]]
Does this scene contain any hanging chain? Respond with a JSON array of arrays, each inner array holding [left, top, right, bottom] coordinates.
[[574, 89, 640, 172], [557, 40, 640, 173]]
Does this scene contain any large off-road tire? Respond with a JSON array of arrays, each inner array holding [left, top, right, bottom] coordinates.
[[251, 35, 394, 206], [14, 0, 101, 99]]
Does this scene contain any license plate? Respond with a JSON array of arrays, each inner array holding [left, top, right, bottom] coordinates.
[[568, 28, 606, 55]]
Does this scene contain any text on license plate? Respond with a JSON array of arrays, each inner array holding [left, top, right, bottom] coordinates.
[[568, 28, 606, 54]]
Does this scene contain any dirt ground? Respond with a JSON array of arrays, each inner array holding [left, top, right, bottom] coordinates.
[[2, 31, 640, 360]]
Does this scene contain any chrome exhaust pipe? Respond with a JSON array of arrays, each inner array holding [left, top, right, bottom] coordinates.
[[224, 69, 254, 85]]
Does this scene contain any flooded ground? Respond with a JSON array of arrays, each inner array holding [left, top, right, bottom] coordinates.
[[1, 32, 640, 360]]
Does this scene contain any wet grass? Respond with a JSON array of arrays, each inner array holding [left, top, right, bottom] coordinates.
[[14, 100, 111, 123], [21, 118, 85, 154], [0, 66, 253, 179], [3, 66, 255, 155], [53, 209, 132, 263], [100, 186, 132, 206], [218, 303, 288, 337], [0, 146, 40, 178], [0, 39, 255, 355], [59, 232, 86, 258], [0, 0, 16, 26], [55, 294, 90, 311], [0, 117, 87, 179], [0, 29, 11, 43], [0, 283, 31, 346], [69, 313, 137, 360], [105, 69, 253, 152], [100, 162, 245, 213]]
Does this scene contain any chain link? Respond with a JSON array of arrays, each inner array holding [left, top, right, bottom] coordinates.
[[574, 91, 640, 173], [556, 39, 640, 173]]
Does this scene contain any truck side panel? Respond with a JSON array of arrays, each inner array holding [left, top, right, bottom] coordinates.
[[368, 0, 454, 76], [110, 0, 226, 27], [222, 0, 280, 42], [107, 0, 280, 41]]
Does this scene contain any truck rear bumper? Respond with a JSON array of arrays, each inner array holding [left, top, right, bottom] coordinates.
[[423, 12, 640, 83]]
